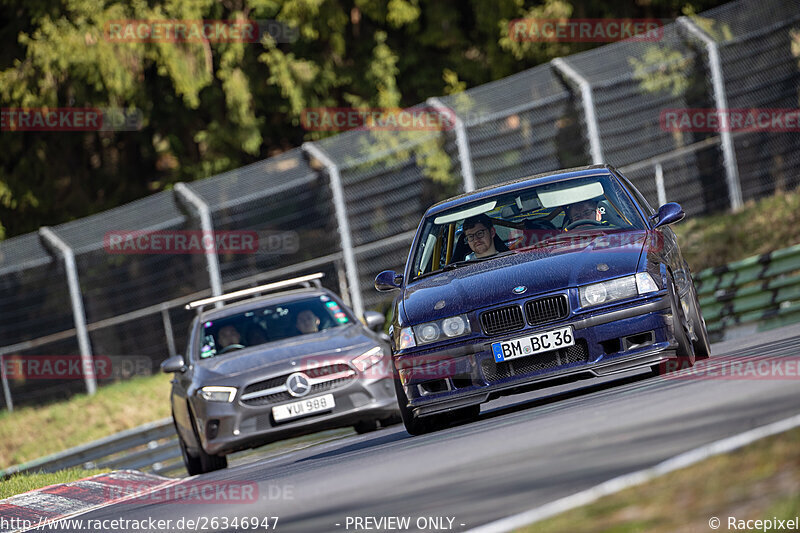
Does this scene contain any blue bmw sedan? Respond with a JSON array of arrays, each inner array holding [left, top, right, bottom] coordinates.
[[375, 164, 711, 435]]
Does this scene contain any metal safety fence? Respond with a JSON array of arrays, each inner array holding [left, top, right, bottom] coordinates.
[[1, 0, 799, 409]]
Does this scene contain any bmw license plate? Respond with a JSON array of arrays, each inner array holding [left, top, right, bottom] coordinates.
[[272, 394, 335, 422], [491, 326, 575, 362]]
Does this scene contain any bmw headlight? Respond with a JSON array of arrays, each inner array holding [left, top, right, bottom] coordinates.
[[197, 386, 237, 402], [417, 322, 441, 343], [579, 273, 659, 308], [412, 314, 471, 345]]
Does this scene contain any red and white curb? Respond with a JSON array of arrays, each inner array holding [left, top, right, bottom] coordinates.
[[0, 470, 180, 533]]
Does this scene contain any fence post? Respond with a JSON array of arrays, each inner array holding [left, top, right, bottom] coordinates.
[[174, 183, 223, 307], [161, 306, 177, 358], [427, 97, 476, 192], [302, 143, 364, 319], [334, 259, 352, 308], [655, 163, 668, 206], [678, 16, 742, 211], [1, 354, 12, 412], [552, 57, 604, 165], [39, 227, 96, 396]]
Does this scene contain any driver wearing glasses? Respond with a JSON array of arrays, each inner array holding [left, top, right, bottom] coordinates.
[[463, 214, 498, 260]]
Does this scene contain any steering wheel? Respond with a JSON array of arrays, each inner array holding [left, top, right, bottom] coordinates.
[[565, 219, 605, 231], [219, 344, 245, 354]]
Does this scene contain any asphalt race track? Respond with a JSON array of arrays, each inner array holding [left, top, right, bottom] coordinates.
[[47, 324, 800, 533]]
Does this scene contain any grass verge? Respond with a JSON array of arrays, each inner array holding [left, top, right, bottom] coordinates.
[[523, 426, 800, 532], [674, 188, 800, 273], [0, 373, 172, 469], [0, 467, 110, 500]]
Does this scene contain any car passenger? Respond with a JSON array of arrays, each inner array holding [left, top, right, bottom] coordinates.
[[463, 214, 498, 260], [296, 309, 321, 334]]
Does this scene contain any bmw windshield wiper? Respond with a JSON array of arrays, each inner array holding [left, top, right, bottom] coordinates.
[[414, 251, 515, 280], [412, 262, 468, 280]]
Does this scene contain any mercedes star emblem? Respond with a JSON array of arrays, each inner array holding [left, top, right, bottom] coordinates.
[[286, 372, 311, 397]]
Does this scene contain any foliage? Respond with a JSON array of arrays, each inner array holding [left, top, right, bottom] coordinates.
[[630, 46, 694, 98], [0, 0, 732, 239]]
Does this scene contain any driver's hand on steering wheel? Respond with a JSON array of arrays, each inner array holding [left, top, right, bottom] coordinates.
[[219, 343, 245, 354], [565, 219, 606, 231]]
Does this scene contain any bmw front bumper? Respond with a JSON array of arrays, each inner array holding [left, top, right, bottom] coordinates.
[[395, 292, 677, 418]]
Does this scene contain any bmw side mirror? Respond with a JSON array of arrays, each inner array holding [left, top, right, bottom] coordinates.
[[653, 202, 685, 228], [363, 310, 386, 331], [375, 270, 402, 292], [161, 355, 186, 373]]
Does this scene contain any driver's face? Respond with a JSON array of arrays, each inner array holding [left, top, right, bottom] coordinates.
[[218, 325, 241, 347], [567, 200, 599, 222], [464, 223, 496, 257]]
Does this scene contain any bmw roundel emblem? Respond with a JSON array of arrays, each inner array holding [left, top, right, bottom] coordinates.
[[513, 285, 527, 294]]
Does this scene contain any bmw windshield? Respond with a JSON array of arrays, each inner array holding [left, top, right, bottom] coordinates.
[[410, 174, 647, 279]]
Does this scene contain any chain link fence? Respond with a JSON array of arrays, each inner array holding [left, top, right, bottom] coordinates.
[[1, 0, 798, 409]]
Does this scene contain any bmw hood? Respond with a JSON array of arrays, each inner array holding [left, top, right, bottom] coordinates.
[[195, 325, 378, 378], [402, 230, 648, 324]]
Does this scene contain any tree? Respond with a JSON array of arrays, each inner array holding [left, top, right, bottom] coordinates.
[[0, 0, 730, 239]]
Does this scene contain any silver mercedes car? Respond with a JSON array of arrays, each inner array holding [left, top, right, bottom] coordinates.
[[162, 273, 400, 475]]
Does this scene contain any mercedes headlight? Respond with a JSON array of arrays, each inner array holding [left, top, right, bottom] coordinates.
[[352, 346, 385, 371], [412, 314, 471, 345], [197, 386, 237, 402], [579, 273, 659, 308]]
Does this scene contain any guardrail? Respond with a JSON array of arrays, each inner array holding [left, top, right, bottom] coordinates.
[[0, 418, 184, 480], [695, 243, 800, 341]]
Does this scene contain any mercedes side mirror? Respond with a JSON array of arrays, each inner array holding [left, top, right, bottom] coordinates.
[[161, 355, 186, 374], [363, 310, 386, 331]]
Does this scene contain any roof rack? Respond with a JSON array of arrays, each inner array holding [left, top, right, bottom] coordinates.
[[185, 272, 324, 311]]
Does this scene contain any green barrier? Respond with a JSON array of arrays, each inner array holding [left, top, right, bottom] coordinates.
[[693, 243, 800, 339]]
